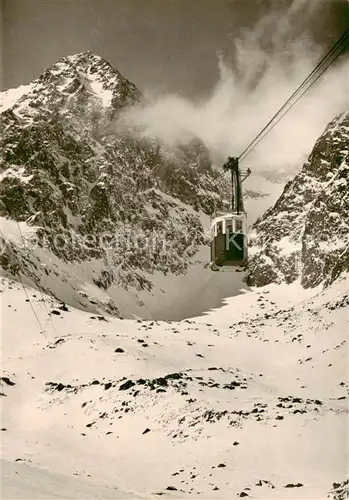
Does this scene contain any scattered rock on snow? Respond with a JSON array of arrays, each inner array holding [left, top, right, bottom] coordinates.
[[1, 377, 16, 386]]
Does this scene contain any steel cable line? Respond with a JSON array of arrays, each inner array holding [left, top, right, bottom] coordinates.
[[240, 37, 349, 162], [0, 227, 47, 338], [14, 218, 59, 335], [239, 29, 349, 161], [1, 198, 58, 335], [238, 29, 349, 162]]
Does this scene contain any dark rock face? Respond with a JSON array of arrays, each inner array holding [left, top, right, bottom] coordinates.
[[247, 112, 349, 288], [0, 52, 225, 307]]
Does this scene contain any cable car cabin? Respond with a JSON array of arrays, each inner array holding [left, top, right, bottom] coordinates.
[[209, 155, 251, 270], [210, 213, 248, 267]]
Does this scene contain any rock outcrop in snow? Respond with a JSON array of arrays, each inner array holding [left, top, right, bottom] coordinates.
[[247, 111, 349, 288]]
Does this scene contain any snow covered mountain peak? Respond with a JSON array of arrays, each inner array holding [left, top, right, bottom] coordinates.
[[0, 52, 141, 124], [0, 53, 227, 318], [39, 51, 141, 108]]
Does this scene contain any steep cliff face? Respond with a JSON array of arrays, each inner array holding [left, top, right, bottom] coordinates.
[[247, 111, 349, 288], [0, 52, 226, 316]]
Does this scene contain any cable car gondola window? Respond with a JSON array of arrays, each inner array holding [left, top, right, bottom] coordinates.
[[217, 221, 223, 234], [235, 219, 243, 232], [226, 220, 233, 234]]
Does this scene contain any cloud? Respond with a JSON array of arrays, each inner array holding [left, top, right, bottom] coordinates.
[[119, 0, 347, 173]]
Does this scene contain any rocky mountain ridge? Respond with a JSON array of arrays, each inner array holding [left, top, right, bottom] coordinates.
[[247, 111, 349, 289]]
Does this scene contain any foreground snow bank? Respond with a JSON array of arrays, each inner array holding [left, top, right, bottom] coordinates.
[[1, 459, 137, 499], [1, 275, 348, 498]]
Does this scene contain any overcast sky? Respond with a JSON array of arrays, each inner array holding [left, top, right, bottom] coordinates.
[[1, 0, 348, 95]]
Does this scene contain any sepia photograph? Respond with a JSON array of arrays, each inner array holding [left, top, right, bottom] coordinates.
[[1, 0, 348, 498]]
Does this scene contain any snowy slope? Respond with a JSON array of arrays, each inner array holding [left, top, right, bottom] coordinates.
[[1, 459, 138, 500], [0, 221, 249, 321], [0, 84, 35, 113], [1, 274, 348, 499]]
